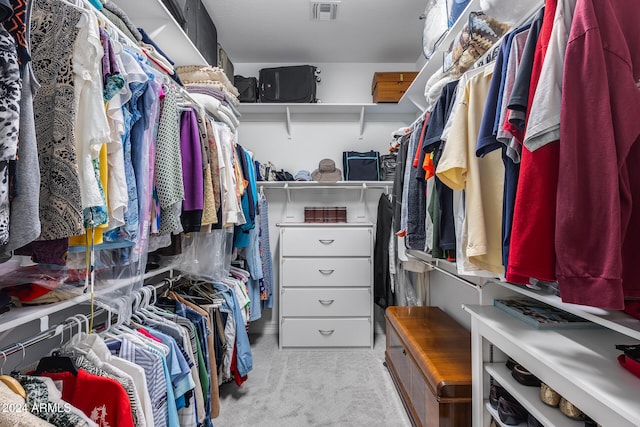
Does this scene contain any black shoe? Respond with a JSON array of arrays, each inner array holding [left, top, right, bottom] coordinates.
[[498, 395, 528, 425], [511, 364, 542, 387]]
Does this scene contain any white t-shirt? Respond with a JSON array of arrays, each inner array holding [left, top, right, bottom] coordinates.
[[524, 0, 578, 151]]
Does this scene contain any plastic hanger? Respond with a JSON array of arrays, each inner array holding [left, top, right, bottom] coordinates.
[[34, 350, 79, 376]]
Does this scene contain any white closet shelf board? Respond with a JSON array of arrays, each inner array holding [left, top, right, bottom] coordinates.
[[464, 304, 640, 427], [405, 249, 491, 290], [497, 281, 640, 341], [257, 181, 394, 189], [485, 365, 584, 427], [276, 222, 374, 227], [0, 266, 173, 335], [238, 103, 417, 139], [400, 0, 543, 111], [237, 103, 417, 116], [111, 0, 208, 67]]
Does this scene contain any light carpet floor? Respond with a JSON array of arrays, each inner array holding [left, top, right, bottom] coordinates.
[[215, 333, 412, 427]]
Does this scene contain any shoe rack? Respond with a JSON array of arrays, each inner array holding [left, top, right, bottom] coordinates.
[[463, 304, 640, 427]]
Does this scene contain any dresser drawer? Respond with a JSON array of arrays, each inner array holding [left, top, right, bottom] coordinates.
[[281, 288, 371, 317], [281, 318, 371, 347], [280, 226, 372, 257], [281, 258, 371, 287]]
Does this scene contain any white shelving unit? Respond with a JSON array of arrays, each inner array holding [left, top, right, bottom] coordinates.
[[485, 364, 584, 427], [237, 102, 418, 139], [398, 0, 543, 112], [464, 304, 640, 427], [0, 266, 174, 335], [110, 0, 208, 67], [496, 281, 640, 341], [258, 181, 393, 222]]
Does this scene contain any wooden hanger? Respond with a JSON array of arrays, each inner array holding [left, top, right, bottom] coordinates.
[[0, 375, 26, 399]]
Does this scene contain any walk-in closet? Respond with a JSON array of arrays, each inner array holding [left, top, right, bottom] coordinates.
[[0, 0, 638, 426]]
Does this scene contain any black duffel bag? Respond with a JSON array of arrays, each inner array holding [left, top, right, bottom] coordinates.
[[234, 75, 258, 103], [343, 151, 381, 181]]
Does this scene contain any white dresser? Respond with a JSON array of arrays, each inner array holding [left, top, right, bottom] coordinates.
[[278, 223, 374, 348]]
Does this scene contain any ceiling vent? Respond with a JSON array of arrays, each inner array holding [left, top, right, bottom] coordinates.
[[310, 1, 339, 21]]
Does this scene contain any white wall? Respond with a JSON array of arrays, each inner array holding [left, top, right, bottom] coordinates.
[[235, 61, 418, 335], [238, 120, 407, 174], [234, 62, 419, 103]]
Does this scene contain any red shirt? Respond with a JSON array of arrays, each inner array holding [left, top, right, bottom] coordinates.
[[556, 0, 640, 309], [41, 369, 134, 427], [506, 0, 558, 285]]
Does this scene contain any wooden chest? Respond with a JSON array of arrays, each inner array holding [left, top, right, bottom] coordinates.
[[371, 71, 418, 103], [385, 306, 472, 427]]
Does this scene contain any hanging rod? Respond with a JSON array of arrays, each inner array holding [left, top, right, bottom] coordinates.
[[405, 250, 484, 291], [0, 309, 107, 361]]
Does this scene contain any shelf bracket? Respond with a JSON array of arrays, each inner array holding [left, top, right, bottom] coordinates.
[[357, 182, 367, 220], [286, 106, 292, 139], [284, 183, 295, 219], [358, 106, 365, 139], [408, 96, 426, 113]]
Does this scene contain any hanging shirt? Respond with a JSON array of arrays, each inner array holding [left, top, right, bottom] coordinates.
[[557, 0, 640, 309], [31, 0, 84, 240], [436, 64, 505, 276], [506, 0, 559, 285], [38, 369, 134, 427], [155, 83, 184, 235], [107, 337, 168, 427], [524, 0, 578, 151]]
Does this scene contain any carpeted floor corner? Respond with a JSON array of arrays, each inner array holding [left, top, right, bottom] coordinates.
[[215, 333, 412, 427]]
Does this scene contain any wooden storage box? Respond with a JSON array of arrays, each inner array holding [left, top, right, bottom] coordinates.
[[371, 72, 418, 103], [385, 306, 472, 427]]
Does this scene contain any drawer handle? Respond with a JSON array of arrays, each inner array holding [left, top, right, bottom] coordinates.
[[318, 329, 335, 335], [318, 269, 335, 275], [402, 349, 407, 355], [318, 239, 335, 245], [318, 299, 335, 305]]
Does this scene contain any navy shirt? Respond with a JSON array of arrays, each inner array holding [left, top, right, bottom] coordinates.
[[422, 81, 460, 253], [507, 7, 545, 130]]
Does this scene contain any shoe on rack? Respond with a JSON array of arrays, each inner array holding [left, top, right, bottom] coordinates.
[[559, 397, 587, 421], [505, 357, 518, 371], [490, 383, 513, 409], [528, 413, 544, 427], [511, 364, 542, 387], [498, 395, 528, 425], [540, 382, 561, 407]]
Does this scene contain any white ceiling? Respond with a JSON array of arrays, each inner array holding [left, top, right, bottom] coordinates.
[[202, 0, 427, 64]]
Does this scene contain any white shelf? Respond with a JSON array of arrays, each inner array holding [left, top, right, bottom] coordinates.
[[485, 402, 525, 427], [0, 266, 173, 334], [257, 180, 393, 189], [237, 103, 418, 139], [465, 304, 640, 427], [400, 0, 543, 111], [485, 364, 584, 427], [111, 0, 208, 67], [496, 281, 640, 341]]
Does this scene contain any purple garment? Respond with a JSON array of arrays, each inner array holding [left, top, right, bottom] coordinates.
[[180, 109, 204, 212], [15, 239, 69, 265], [186, 85, 229, 105], [99, 27, 120, 79]]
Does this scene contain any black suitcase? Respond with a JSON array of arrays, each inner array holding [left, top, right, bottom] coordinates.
[[259, 65, 319, 103], [234, 75, 258, 103], [161, 0, 218, 66]]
